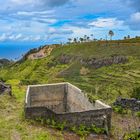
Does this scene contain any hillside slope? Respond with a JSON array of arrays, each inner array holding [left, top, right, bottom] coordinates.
[[0, 40, 140, 103], [0, 40, 140, 139]]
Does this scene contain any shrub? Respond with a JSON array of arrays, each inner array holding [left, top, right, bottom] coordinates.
[[91, 125, 105, 134], [87, 94, 99, 103], [20, 79, 39, 85], [113, 106, 128, 114], [136, 111, 140, 117], [124, 131, 140, 140], [70, 125, 90, 137], [131, 87, 140, 100]]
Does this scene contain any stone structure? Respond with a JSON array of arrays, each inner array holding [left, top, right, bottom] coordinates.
[[25, 83, 112, 130], [0, 81, 12, 96], [114, 98, 140, 111]]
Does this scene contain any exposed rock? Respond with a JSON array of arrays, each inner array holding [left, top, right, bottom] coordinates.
[[58, 54, 73, 64], [0, 81, 12, 96], [81, 56, 128, 68], [113, 98, 140, 111], [58, 54, 128, 69]]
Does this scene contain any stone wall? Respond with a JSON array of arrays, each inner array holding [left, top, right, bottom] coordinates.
[[113, 98, 140, 111]]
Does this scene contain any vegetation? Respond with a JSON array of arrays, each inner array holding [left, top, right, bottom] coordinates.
[[112, 106, 131, 114], [131, 86, 140, 100], [0, 38, 140, 139], [124, 131, 140, 140]]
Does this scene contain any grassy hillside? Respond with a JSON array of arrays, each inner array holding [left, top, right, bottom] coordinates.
[[0, 41, 140, 103], [0, 40, 140, 139]]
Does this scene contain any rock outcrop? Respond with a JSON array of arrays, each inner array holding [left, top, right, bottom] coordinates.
[[80, 55, 128, 68], [58, 54, 128, 68], [0, 81, 12, 96]]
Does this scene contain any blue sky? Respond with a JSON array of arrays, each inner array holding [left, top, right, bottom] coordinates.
[[0, 0, 140, 59]]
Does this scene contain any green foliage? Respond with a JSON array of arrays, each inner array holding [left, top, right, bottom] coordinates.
[[35, 118, 66, 131], [70, 124, 105, 137], [113, 106, 129, 114], [131, 87, 140, 100], [91, 125, 105, 134], [136, 111, 140, 117], [87, 94, 99, 103], [35, 132, 56, 140], [70, 125, 90, 137], [20, 79, 39, 85], [124, 131, 140, 140]]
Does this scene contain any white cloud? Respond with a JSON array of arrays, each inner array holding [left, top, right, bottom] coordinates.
[[130, 12, 140, 22], [0, 33, 43, 42], [127, 12, 140, 30], [89, 18, 124, 28]]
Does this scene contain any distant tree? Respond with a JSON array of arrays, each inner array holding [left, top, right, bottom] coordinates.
[[108, 30, 114, 40], [124, 36, 127, 40], [79, 37, 84, 43], [87, 36, 90, 42], [84, 35, 87, 42], [73, 38, 77, 43], [127, 35, 130, 39]]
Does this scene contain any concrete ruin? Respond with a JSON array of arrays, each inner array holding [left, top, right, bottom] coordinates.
[[25, 82, 112, 130]]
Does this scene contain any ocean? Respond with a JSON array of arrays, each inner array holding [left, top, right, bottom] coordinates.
[[0, 42, 44, 60]]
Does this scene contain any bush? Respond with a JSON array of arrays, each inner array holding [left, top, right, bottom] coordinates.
[[131, 87, 140, 100], [124, 131, 140, 140], [87, 94, 99, 103], [20, 79, 39, 85], [136, 111, 140, 117], [113, 106, 128, 114]]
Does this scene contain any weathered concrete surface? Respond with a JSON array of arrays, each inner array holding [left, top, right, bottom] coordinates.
[[25, 82, 112, 130]]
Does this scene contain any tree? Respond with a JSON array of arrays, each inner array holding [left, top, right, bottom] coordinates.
[[124, 36, 127, 40], [108, 30, 114, 40], [79, 37, 84, 43], [84, 35, 87, 42], [127, 35, 130, 39], [73, 38, 77, 43], [87, 36, 90, 42]]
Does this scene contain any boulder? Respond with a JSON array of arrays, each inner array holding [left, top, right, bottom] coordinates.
[[0, 81, 12, 96]]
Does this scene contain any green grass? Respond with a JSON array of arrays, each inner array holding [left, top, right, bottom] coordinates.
[[0, 40, 140, 139], [0, 41, 140, 104], [0, 80, 63, 140]]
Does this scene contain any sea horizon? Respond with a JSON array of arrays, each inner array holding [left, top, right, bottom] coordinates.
[[0, 42, 49, 60]]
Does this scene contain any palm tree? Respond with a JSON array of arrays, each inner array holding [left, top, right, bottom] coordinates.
[[87, 36, 90, 42], [108, 30, 114, 40]]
